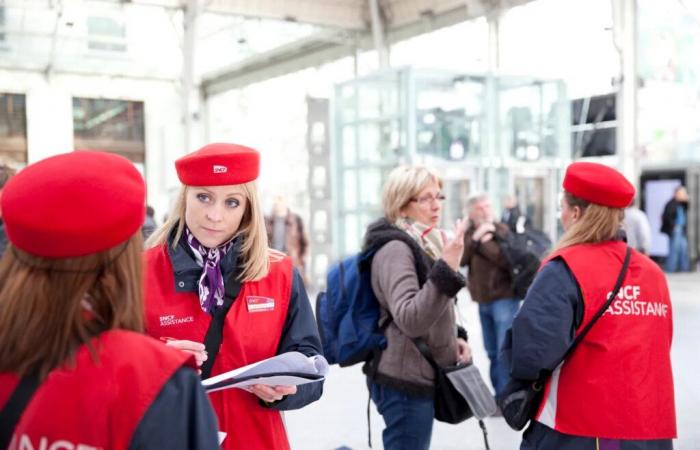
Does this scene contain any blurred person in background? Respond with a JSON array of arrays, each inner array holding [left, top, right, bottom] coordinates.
[[265, 194, 309, 282], [505, 162, 675, 450], [661, 185, 690, 272], [0, 152, 219, 450], [501, 194, 531, 233], [0, 163, 17, 256], [461, 193, 519, 395], [142, 205, 157, 240], [623, 200, 652, 255], [144, 143, 323, 450], [362, 165, 471, 450]]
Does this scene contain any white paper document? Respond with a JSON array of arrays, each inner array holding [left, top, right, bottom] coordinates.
[[202, 351, 329, 393]]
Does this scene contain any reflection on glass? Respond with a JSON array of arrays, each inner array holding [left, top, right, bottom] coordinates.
[[415, 76, 484, 160], [73, 97, 145, 163]]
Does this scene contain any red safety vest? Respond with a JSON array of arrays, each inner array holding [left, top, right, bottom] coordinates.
[[0, 330, 193, 450], [535, 241, 676, 439], [143, 245, 293, 450]]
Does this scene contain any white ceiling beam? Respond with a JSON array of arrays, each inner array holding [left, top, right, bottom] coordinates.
[[202, 0, 534, 96]]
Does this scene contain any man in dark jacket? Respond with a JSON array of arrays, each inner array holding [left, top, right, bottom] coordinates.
[[661, 185, 690, 272], [0, 164, 16, 256], [461, 193, 519, 395]]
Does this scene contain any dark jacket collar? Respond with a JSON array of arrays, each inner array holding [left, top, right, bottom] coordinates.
[[362, 218, 434, 286], [167, 226, 242, 293]]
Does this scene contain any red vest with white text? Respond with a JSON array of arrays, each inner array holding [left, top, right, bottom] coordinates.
[[0, 330, 192, 450], [143, 245, 293, 450], [535, 241, 676, 439]]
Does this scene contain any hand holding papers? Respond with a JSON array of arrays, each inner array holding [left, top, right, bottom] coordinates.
[[202, 351, 329, 393]]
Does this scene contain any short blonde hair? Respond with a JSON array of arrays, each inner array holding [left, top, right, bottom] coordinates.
[[554, 191, 624, 252], [147, 182, 270, 282], [381, 165, 443, 222]]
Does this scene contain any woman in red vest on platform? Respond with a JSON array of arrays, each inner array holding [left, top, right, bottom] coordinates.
[[0, 151, 220, 450], [504, 162, 676, 450], [144, 143, 323, 450]]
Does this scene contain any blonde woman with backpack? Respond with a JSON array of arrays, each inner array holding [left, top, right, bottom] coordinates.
[[362, 165, 472, 450]]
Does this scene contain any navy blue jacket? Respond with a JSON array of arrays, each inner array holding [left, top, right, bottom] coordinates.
[[168, 233, 324, 410]]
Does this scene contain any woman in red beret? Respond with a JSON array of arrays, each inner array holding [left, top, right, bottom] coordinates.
[[144, 143, 323, 450], [499, 162, 676, 450], [0, 151, 219, 450]]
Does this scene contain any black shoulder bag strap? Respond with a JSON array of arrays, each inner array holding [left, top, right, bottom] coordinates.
[[200, 269, 242, 380], [534, 245, 632, 387], [0, 373, 41, 449]]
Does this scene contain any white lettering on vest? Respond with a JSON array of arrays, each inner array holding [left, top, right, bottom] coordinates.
[[602, 285, 668, 317], [159, 314, 194, 327], [14, 435, 100, 450]]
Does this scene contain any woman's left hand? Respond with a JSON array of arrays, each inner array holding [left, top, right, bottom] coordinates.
[[248, 384, 298, 403], [456, 338, 472, 365]]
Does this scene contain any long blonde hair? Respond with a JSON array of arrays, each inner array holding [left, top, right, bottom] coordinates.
[[554, 192, 624, 252], [146, 182, 270, 282], [0, 233, 144, 380]]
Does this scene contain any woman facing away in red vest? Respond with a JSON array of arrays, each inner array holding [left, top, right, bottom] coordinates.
[[503, 162, 676, 450], [0, 151, 220, 450], [143, 143, 324, 450]]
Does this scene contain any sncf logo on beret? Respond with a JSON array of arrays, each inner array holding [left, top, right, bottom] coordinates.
[[175, 142, 260, 186]]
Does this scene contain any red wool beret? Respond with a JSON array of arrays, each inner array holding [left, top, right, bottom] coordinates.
[[175, 143, 260, 186], [563, 162, 636, 208], [2, 151, 146, 258]]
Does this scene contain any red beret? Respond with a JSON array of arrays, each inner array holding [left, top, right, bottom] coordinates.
[[176, 143, 260, 186], [2, 151, 146, 258], [563, 162, 635, 208]]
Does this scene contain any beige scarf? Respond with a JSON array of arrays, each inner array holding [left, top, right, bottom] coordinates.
[[395, 217, 446, 260]]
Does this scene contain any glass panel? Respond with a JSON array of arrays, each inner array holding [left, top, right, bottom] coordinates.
[[73, 97, 145, 163], [343, 169, 357, 210], [344, 213, 360, 256], [358, 168, 382, 208], [341, 125, 356, 165], [415, 75, 484, 160], [0, 93, 28, 164], [87, 16, 127, 52], [356, 79, 399, 120]]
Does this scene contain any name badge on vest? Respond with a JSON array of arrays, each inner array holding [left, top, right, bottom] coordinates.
[[246, 296, 275, 313]]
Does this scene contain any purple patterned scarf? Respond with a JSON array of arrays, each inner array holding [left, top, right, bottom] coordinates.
[[185, 228, 234, 313]]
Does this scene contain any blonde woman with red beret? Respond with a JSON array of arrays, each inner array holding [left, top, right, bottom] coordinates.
[[502, 162, 676, 450], [0, 152, 219, 450], [144, 143, 323, 450]]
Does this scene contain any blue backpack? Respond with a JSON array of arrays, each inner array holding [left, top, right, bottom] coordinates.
[[315, 248, 387, 367]]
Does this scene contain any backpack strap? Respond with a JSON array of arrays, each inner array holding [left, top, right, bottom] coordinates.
[[0, 373, 41, 449], [200, 268, 242, 380]]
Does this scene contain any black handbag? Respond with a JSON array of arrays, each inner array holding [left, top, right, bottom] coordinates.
[[498, 246, 632, 431], [412, 338, 473, 424]]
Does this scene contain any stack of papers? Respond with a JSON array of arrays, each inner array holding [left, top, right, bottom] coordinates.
[[202, 351, 329, 393]]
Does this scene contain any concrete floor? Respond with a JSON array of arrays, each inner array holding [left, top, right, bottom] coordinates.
[[285, 273, 700, 450]]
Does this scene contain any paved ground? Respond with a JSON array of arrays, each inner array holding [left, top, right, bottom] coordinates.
[[284, 273, 700, 450]]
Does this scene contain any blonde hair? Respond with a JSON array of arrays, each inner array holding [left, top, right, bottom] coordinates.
[[382, 165, 443, 222], [554, 192, 624, 252], [146, 182, 270, 282], [0, 233, 144, 380]]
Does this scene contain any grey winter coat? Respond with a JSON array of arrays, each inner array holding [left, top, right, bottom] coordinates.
[[370, 238, 466, 396]]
